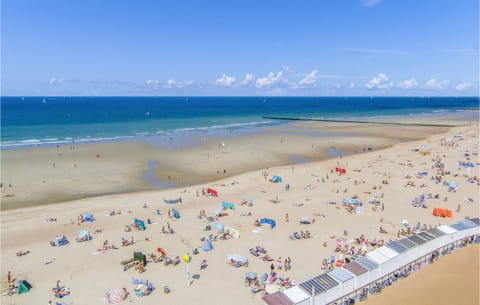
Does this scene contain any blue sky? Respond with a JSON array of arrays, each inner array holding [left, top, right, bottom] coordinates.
[[2, 0, 478, 96]]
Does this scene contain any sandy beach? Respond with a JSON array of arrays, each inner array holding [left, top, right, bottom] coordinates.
[[1, 116, 478, 305], [1, 114, 469, 210]]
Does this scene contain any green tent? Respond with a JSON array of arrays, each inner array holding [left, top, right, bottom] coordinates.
[[134, 251, 147, 266], [17, 280, 32, 294]]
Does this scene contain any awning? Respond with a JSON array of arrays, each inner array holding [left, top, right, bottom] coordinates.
[[397, 238, 418, 249], [437, 224, 458, 235], [426, 227, 446, 237], [386, 240, 408, 253], [328, 268, 354, 283], [407, 235, 428, 245], [300, 273, 339, 295], [417, 232, 436, 241], [355, 256, 378, 271]]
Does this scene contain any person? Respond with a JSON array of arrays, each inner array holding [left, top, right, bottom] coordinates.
[[7, 271, 13, 283], [200, 259, 208, 270], [285, 213, 289, 222]]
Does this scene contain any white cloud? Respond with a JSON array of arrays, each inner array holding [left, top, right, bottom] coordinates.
[[282, 65, 292, 73], [365, 73, 392, 90], [348, 83, 356, 89], [455, 82, 472, 92], [49, 77, 64, 85], [362, 0, 382, 7], [165, 79, 195, 88], [166, 79, 177, 88], [398, 78, 418, 89], [145, 79, 160, 89], [215, 73, 236, 87], [255, 72, 284, 88], [296, 70, 318, 88], [239, 73, 255, 86], [338, 47, 411, 56], [425, 78, 450, 91]]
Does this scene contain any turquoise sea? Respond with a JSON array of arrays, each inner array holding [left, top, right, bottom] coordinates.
[[1, 96, 478, 149]]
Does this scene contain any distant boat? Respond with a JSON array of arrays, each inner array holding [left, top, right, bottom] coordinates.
[[42, 98, 46, 104]]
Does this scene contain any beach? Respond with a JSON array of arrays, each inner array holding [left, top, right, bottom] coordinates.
[[1, 116, 479, 305]]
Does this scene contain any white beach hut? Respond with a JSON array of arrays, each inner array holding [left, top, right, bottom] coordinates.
[[375, 246, 402, 275], [366, 249, 390, 278], [328, 268, 355, 296], [355, 256, 379, 282], [282, 285, 310, 305], [299, 273, 341, 305], [343, 261, 369, 290]]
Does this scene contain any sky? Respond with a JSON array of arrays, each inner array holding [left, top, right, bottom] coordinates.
[[1, 0, 479, 96]]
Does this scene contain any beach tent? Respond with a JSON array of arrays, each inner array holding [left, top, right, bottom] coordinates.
[[134, 218, 146, 230], [222, 201, 235, 210], [202, 240, 214, 252], [134, 251, 147, 266], [342, 198, 362, 205], [207, 188, 218, 197], [271, 175, 282, 183], [260, 218, 276, 229], [227, 254, 248, 264], [172, 208, 180, 219], [82, 212, 95, 222], [225, 225, 241, 238], [56, 235, 69, 246], [215, 223, 225, 233], [243, 196, 254, 205], [77, 230, 92, 242], [17, 280, 32, 294]]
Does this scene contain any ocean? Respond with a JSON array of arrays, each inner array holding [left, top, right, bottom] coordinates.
[[1, 96, 478, 149]]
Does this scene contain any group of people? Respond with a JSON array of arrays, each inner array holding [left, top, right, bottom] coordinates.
[[289, 230, 312, 240]]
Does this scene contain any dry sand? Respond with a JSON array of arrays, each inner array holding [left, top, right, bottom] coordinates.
[[363, 244, 479, 305], [1, 117, 478, 305]]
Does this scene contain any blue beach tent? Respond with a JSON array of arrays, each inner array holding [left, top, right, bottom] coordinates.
[[172, 208, 180, 219], [56, 235, 69, 246], [271, 176, 282, 183], [134, 218, 146, 230], [202, 240, 214, 252], [222, 201, 235, 210], [82, 212, 95, 222], [260, 218, 276, 229]]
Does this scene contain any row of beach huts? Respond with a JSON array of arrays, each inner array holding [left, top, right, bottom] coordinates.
[[263, 217, 479, 305]]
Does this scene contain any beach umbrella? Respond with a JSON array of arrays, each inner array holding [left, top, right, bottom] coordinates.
[[245, 272, 257, 280], [108, 288, 127, 304], [157, 247, 166, 257], [183, 253, 192, 263]]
